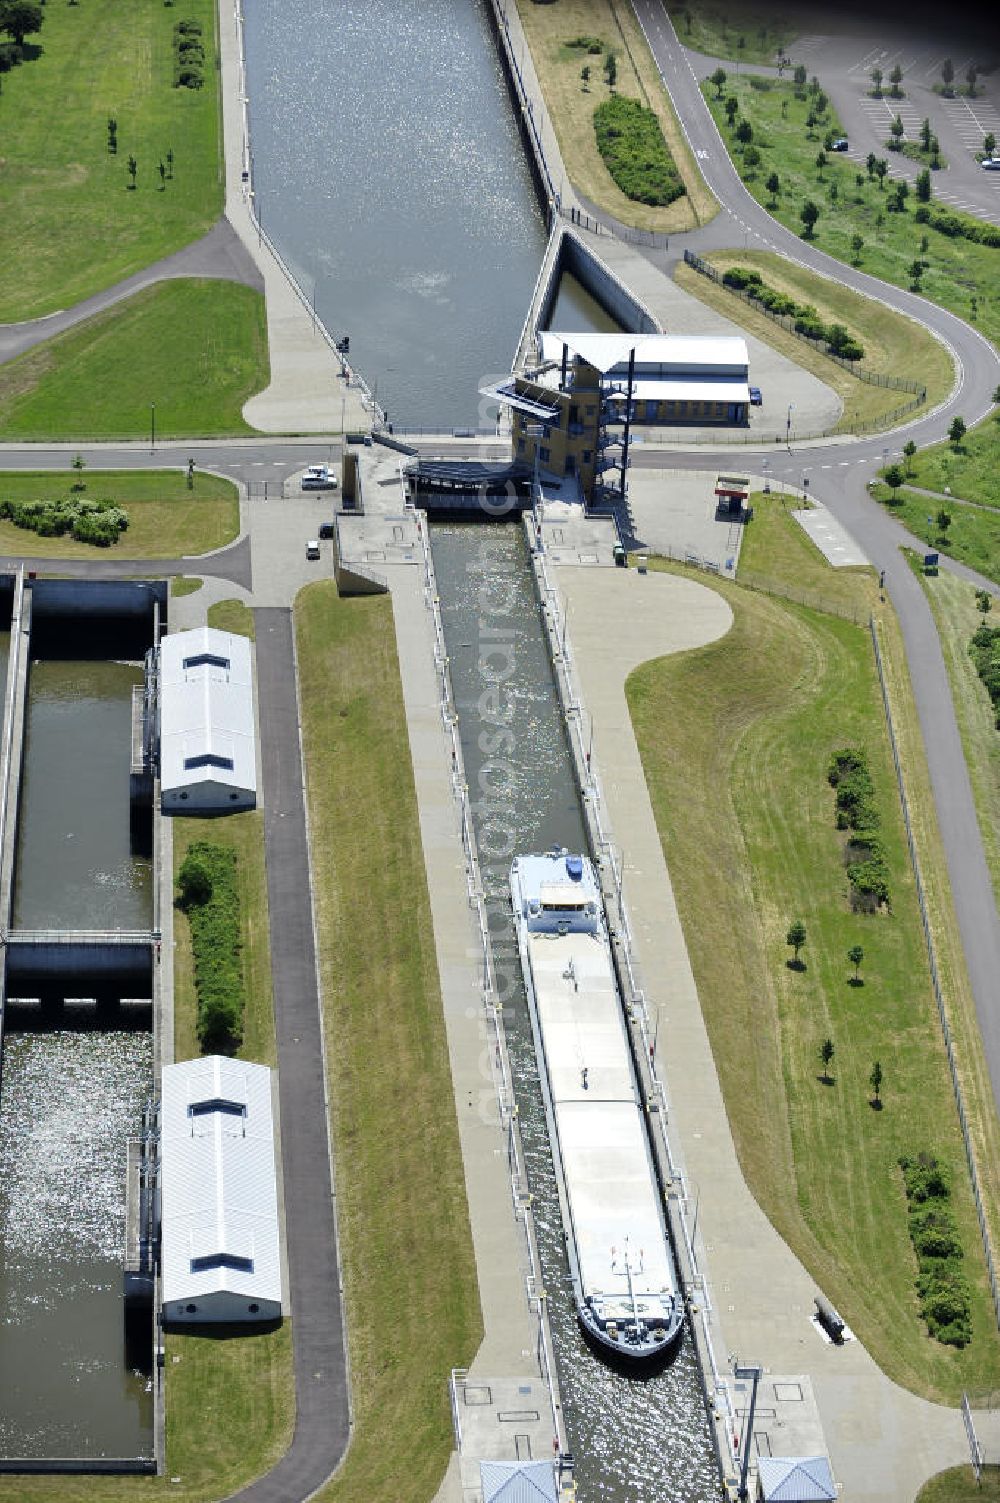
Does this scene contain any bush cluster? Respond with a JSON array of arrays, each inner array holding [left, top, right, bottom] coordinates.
[[969, 622, 1000, 728], [173, 18, 204, 89], [899, 1152, 971, 1347], [913, 204, 1000, 247], [177, 842, 245, 1052], [593, 95, 685, 206], [0, 495, 128, 546], [721, 267, 864, 359], [827, 748, 891, 908], [568, 34, 603, 53]]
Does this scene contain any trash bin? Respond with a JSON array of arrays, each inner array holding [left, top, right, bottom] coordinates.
[[613, 543, 626, 568]]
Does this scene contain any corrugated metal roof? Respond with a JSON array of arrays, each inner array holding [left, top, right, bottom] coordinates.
[[160, 1056, 282, 1308], [159, 627, 256, 798], [480, 1461, 558, 1503], [538, 331, 749, 376], [758, 1457, 836, 1502]]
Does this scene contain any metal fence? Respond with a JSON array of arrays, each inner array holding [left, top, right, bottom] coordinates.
[[869, 616, 1000, 1330], [682, 250, 929, 436]]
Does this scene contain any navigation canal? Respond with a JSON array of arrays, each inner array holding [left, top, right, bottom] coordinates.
[[430, 523, 718, 1503]]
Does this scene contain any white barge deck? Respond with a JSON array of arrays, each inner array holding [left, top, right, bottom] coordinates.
[[511, 850, 683, 1363]]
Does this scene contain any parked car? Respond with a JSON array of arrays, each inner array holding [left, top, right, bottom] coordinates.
[[301, 464, 337, 491], [981, 157, 1000, 171], [831, 137, 849, 152], [749, 386, 763, 406], [305, 539, 321, 560]]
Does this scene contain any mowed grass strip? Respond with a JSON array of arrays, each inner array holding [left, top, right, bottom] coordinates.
[[899, 412, 1000, 507], [738, 491, 879, 618], [207, 598, 256, 639], [703, 74, 1000, 348], [627, 537, 1000, 1400], [667, 0, 795, 65], [0, 0, 222, 320], [681, 249, 954, 431], [295, 582, 481, 1503], [918, 1466, 1000, 1503], [0, 281, 269, 442], [0, 469, 239, 558], [514, 0, 715, 229], [872, 485, 1000, 585]]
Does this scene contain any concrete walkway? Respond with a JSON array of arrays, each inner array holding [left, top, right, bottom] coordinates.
[[219, 1, 373, 435], [553, 564, 977, 1502]]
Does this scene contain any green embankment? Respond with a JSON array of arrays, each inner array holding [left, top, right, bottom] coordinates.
[[668, 0, 795, 65], [0, 281, 269, 441], [296, 582, 481, 1503], [893, 412, 1000, 507], [872, 485, 1000, 585], [0, 469, 239, 559], [918, 1466, 1000, 1503], [703, 74, 1000, 348], [0, 0, 223, 320], [626, 499, 1000, 1401]]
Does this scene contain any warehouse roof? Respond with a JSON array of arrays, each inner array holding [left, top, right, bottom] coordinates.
[[159, 627, 256, 798], [538, 330, 749, 375], [160, 1056, 282, 1310]]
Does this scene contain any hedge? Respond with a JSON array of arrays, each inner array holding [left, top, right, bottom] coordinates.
[[828, 747, 891, 908], [0, 495, 128, 546], [177, 842, 244, 1052], [899, 1152, 971, 1347], [722, 266, 865, 360], [969, 622, 1000, 728], [592, 95, 685, 207]]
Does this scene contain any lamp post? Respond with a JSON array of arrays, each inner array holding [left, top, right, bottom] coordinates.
[[150, 403, 156, 455], [786, 402, 794, 446], [762, 457, 770, 494], [733, 1360, 763, 1499]]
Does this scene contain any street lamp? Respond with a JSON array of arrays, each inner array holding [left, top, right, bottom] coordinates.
[[150, 403, 156, 455], [761, 457, 770, 494], [786, 402, 794, 446]]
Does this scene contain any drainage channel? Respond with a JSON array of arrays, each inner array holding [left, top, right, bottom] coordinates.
[[429, 520, 718, 1502], [0, 582, 160, 1467]]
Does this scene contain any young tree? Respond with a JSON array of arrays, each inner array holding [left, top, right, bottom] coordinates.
[[908, 257, 924, 288], [920, 116, 932, 152], [127, 154, 137, 189], [819, 1038, 835, 1082], [866, 150, 878, 180], [0, 2, 43, 47], [70, 453, 86, 492], [870, 1060, 883, 1106], [814, 90, 828, 116], [710, 66, 727, 99], [941, 57, 954, 93], [786, 920, 807, 966], [870, 65, 883, 96], [800, 199, 820, 237], [743, 144, 761, 168], [976, 589, 992, 615], [889, 115, 904, 148], [725, 95, 740, 127], [948, 415, 966, 446], [793, 62, 807, 91], [929, 134, 941, 168], [889, 63, 904, 97], [985, 133, 997, 158], [850, 232, 864, 264], [848, 943, 865, 982], [874, 157, 889, 189], [966, 64, 978, 98], [735, 118, 754, 145], [166, 147, 175, 179], [815, 148, 827, 173], [765, 170, 780, 204], [107, 115, 118, 155], [604, 50, 617, 88], [158, 159, 166, 188], [580, 63, 590, 89], [936, 507, 952, 537], [916, 168, 931, 202], [883, 462, 904, 497], [903, 438, 917, 473]]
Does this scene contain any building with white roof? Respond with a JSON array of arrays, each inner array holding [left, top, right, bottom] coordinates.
[[159, 626, 256, 814], [483, 330, 751, 504], [160, 1055, 283, 1324]]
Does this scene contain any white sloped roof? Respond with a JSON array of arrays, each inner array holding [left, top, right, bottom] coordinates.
[[481, 1462, 558, 1503], [758, 1457, 836, 1502], [160, 1056, 282, 1309], [538, 330, 748, 375], [159, 627, 256, 797]]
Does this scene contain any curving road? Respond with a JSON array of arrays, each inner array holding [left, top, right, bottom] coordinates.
[[631, 0, 1000, 1107]]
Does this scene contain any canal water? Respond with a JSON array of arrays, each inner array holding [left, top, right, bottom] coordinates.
[[547, 272, 621, 337], [430, 522, 718, 1503], [13, 660, 151, 931], [0, 1031, 153, 1459]]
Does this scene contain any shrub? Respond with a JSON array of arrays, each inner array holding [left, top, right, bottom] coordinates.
[[899, 1153, 971, 1345], [828, 748, 890, 907], [969, 623, 1000, 724], [720, 269, 866, 361], [0, 494, 128, 545], [592, 95, 684, 206], [176, 841, 245, 1053], [568, 34, 603, 53], [176, 65, 203, 88]]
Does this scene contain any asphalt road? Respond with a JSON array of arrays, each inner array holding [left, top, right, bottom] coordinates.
[[230, 608, 351, 1503]]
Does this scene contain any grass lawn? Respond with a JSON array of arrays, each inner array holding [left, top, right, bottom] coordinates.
[[514, 0, 716, 229], [0, 469, 239, 559], [208, 599, 255, 638], [738, 492, 879, 617], [916, 567, 1000, 913], [703, 75, 1000, 349], [295, 582, 481, 1503], [918, 1466, 1000, 1503], [0, 281, 268, 441], [872, 485, 1000, 584], [171, 576, 204, 597], [891, 413, 1000, 507], [694, 249, 954, 421], [0, 0, 222, 321], [627, 505, 1000, 1402], [667, 0, 796, 64]]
